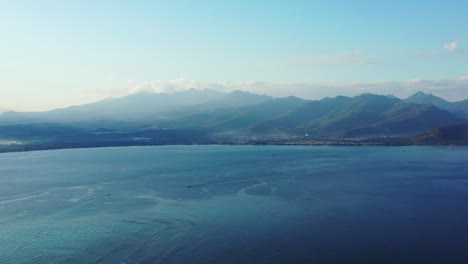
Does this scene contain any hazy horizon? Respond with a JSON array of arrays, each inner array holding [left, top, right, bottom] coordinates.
[[1, 1, 467, 111], [4, 85, 468, 113]]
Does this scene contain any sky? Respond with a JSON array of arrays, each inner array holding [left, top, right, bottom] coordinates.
[[0, 0, 467, 111]]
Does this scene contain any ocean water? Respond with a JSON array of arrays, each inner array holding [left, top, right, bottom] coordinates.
[[0, 145, 468, 264]]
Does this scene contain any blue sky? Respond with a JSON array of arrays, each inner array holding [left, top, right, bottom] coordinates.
[[1, 0, 467, 110]]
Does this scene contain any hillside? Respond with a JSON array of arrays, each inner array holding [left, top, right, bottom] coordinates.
[[249, 94, 463, 137], [0, 89, 272, 123], [405, 92, 468, 119], [158, 96, 305, 130], [146, 93, 462, 138], [412, 123, 468, 145]]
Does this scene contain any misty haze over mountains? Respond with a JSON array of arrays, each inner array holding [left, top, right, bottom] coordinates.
[[0, 89, 272, 123], [0, 89, 467, 152], [3, 89, 468, 120]]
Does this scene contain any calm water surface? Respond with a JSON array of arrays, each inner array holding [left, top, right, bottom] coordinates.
[[1, 145, 468, 263]]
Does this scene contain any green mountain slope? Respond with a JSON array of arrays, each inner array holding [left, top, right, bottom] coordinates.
[[412, 123, 468, 145], [249, 94, 463, 137], [405, 91, 468, 119], [0, 89, 272, 123]]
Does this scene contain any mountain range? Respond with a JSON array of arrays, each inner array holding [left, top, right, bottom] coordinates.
[[0, 89, 467, 151], [0, 89, 272, 123]]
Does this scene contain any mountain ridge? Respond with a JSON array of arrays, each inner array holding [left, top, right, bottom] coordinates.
[[248, 94, 463, 137], [0, 89, 272, 123], [405, 91, 468, 119], [1, 90, 467, 152]]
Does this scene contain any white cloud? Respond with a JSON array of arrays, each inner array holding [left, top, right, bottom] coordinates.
[[443, 41, 458, 52], [128, 79, 203, 94]]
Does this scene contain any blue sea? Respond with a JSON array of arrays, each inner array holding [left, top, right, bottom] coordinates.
[[1, 145, 467, 263]]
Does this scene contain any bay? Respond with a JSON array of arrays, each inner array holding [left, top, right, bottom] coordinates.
[[0, 145, 467, 263]]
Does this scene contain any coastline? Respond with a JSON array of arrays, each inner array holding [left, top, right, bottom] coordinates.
[[1, 138, 466, 155]]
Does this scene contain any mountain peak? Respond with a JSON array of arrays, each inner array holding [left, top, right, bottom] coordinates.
[[407, 91, 440, 99], [414, 91, 428, 95], [403, 91, 468, 119], [229, 90, 254, 95], [176, 88, 225, 96], [226, 90, 272, 99], [357, 93, 391, 99], [405, 91, 449, 105]]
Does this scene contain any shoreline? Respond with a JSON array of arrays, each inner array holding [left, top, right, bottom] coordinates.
[[1, 140, 466, 155]]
